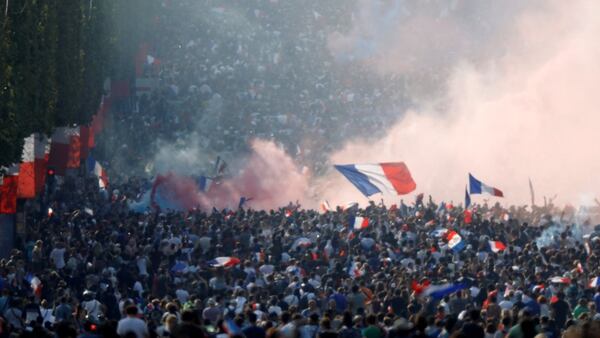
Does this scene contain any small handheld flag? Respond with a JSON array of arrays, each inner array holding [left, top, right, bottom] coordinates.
[[353, 216, 369, 230], [488, 241, 506, 253]]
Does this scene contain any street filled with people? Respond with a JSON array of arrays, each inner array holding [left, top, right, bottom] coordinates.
[[0, 172, 599, 338], [2, 1, 600, 338], [97, 0, 410, 178]]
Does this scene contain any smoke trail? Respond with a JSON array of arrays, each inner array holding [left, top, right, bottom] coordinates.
[[132, 139, 311, 211], [321, 0, 600, 207]]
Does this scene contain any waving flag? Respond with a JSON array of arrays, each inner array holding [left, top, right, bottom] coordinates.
[[590, 277, 600, 288], [549, 276, 571, 284], [208, 257, 240, 268], [292, 237, 312, 250], [343, 202, 359, 211], [334, 162, 416, 197], [469, 174, 503, 197], [411, 280, 431, 295], [87, 156, 108, 189], [348, 261, 364, 278], [420, 283, 467, 299], [489, 241, 506, 253], [197, 176, 213, 193], [532, 284, 545, 293], [25, 273, 42, 298], [353, 216, 369, 230], [320, 200, 333, 213], [447, 231, 465, 252]]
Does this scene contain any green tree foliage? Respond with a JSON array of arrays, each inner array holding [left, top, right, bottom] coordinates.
[[0, 0, 153, 167]]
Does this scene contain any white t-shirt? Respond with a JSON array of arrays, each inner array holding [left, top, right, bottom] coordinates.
[[117, 316, 149, 338], [50, 248, 66, 269]]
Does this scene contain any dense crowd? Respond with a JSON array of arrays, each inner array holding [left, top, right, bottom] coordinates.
[[0, 173, 599, 338], [97, 0, 411, 178]]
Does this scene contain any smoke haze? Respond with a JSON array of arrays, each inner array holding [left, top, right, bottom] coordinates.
[[321, 0, 600, 207]]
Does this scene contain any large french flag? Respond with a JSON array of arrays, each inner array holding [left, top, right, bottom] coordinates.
[[469, 174, 503, 197], [334, 162, 416, 197]]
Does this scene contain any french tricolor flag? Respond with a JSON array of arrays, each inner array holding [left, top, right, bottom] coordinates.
[[353, 216, 369, 230], [447, 231, 465, 252], [25, 273, 42, 298], [590, 277, 600, 288], [469, 173, 503, 197], [549, 276, 571, 284], [87, 155, 108, 189], [208, 256, 240, 268], [334, 162, 416, 197], [320, 200, 333, 213], [420, 283, 467, 299], [197, 176, 213, 193], [488, 241, 506, 253]]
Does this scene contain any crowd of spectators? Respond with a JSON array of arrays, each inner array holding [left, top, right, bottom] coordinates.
[[1, 173, 600, 338], [4, 1, 600, 338], [97, 0, 411, 178]]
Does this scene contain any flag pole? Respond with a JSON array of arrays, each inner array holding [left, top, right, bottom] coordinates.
[[528, 178, 535, 207]]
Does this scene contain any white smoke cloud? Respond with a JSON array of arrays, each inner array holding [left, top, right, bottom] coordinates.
[[321, 0, 600, 207]]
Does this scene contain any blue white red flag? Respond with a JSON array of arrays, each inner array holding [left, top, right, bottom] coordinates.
[[421, 283, 467, 299], [469, 173, 503, 197], [334, 162, 416, 197], [208, 257, 240, 268], [87, 155, 108, 189], [447, 231, 465, 252], [197, 176, 213, 193], [353, 216, 369, 230]]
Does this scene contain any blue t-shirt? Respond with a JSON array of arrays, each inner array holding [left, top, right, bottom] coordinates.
[[330, 293, 348, 312]]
